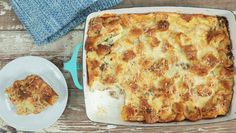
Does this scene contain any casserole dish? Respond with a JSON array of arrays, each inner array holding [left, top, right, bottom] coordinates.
[[64, 7, 236, 126]]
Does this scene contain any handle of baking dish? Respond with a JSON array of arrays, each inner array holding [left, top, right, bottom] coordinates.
[[64, 42, 83, 90]]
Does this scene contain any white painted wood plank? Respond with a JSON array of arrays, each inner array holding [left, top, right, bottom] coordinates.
[[0, 30, 83, 58], [0, 30, 83, 90]]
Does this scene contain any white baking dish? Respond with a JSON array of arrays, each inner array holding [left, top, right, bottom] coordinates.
[[64, 7, 236, 126]]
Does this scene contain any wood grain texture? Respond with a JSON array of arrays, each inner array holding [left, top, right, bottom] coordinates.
[[0, 0, 236, 31], [0, 0, 22, 30], [0, 31, 83, 89], [0, 0, 236, 132]]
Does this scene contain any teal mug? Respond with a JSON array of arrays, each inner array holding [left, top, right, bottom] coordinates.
[[64, 43, 83, 90]]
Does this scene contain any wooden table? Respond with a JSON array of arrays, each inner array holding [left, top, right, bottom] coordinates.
[[0, 0, 236, 132]]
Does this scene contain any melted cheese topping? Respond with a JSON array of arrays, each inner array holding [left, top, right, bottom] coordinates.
[[86, 13, 234, 123]]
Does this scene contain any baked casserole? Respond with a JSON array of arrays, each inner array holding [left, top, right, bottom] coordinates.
[[5, 75, 58, 115], [85, 12, 234, 123]]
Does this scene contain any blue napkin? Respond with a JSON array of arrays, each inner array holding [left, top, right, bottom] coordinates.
[[11, 0, 122, 45]]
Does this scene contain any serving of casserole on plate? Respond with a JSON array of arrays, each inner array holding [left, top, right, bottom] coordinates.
[[81, 7, 236, 126], [0, 56, 68, 131], [5, 75, 58, 115]]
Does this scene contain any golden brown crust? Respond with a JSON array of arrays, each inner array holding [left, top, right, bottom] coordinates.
[[172, 102, 185, 121], [157, 20, 169, 31], [148, 58, 169, 76], [190, 63, 209, 76], [96, 44, 111, 55], [180, 14, 193, 22], [196, 85, 212, 97], [184, 106, 202, 121], [202, 54, 218, 68], [5, 75, 58, 115], [86, 13, 234, 123], [123, 50, 136, 62], [130, 28, 143, 37], [182, 45, 197, 60]]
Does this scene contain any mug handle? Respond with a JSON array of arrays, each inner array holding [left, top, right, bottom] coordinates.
[[64, 42, 83, 90]]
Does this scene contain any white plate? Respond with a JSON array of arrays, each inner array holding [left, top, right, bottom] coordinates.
[[0, 56, 68, 131]]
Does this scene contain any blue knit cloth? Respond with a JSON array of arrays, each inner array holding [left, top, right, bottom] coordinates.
[[11, 0, 122, 45]]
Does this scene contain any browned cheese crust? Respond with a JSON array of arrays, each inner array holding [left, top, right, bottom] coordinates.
[[85, 12, 234, 123]]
